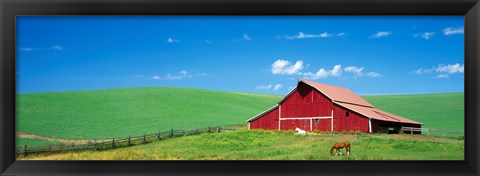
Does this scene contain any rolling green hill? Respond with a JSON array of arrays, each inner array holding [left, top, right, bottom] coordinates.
[[17, 87, 464, 141], [17, 87, 283, 140], [362, 93, 464, 130]]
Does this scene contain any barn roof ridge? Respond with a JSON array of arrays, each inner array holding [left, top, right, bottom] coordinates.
[[300, 79, 374, 108]]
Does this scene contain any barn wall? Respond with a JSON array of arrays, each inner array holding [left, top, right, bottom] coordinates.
[[280, 119, 310, 131], [312, 118, 332, 131], [280, 82, 333, 118], [249, 108, 279, 130], [333, 104, 369, 133]]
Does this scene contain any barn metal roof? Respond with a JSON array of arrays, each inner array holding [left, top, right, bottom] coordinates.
[[334, 102, 422, 124], [301, 79, 374, 107], [247, 79, 421, 125]]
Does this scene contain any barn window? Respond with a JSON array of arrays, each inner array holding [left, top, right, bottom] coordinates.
[[346, 112, 349, 118], [314, 119, 320, 124]]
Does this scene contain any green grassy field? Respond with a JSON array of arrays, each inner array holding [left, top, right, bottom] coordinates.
[[16, 138, 62, 149], [17, 87, 464, 142], [17, 87, 282, 140], [362, 93, 464, 130], [18, 130, 464, 160]]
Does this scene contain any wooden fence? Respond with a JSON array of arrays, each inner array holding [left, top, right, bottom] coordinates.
[[401, 127, 464, 137], [17, 125, 238, 157]]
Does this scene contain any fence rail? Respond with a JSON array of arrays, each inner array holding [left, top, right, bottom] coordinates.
[[401, 127, 464, 136], [17, 125, 233, 157]]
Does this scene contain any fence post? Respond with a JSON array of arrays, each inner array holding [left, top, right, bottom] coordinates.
[[208, 126, 211, 133], [427, 128, 430, 136], [217, 126, 221, 133], [24, 145, 27, 157], [112, 138, 115, 149], [171, 128, 174, 137], [143, 134, 146, 143], [49, 143, 52, 153], [128, 136, 131, 147], [195, 129, 198, 134], [183, 129, 185, 136], [157, 130, 160, 140], [93, 139, 97, 151], [410, 127, 413, 134]]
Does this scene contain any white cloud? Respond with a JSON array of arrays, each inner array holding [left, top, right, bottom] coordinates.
[[52, 45, 63, 50], [256, 84, 272, 90], [152, 75, 161, 80], [256, 84, 283, 91], [437, 74, 449, 78], [415, 63, 464, 78], [271, 60, 304, 75], [370, 31, 391, 39], [414, 68, 433, 74], [337, 32, 347, 37], [302, 65, 342, 80], [165, 70, 188, 80], [273, 84, 283, 91], [344, 66, 365, 77], [205, 40, 212, 44], [151, 70, 211, 81], [366, 72, 381, 78], [415, 32, 435, 39], [19, 47, 35, 52], [342, 66, 381, 78], [443, 27, 464, 35], [167, 37, 180, 43], [436, 63, 464, 74], [19, 45, 63, 52], [330, 65, 342, 77], [284, 32, 346, 39], [243, 33, 251, 41]]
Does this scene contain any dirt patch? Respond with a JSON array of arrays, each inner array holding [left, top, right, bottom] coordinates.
[[370, 134, 462, 143], [306, 133, 359, 142], [16, 131, 110, 145]]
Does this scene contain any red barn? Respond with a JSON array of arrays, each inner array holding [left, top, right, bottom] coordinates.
[[246, 79, 422, 134]]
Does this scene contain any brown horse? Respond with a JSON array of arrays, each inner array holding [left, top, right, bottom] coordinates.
[[329, 142, 350, 156]]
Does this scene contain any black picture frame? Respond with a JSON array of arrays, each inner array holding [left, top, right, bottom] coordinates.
[[1, 0, 479, 175]]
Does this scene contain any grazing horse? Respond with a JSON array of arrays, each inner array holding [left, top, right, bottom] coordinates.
[[294, 127, 306, 135], [329, 142, 351, 156]]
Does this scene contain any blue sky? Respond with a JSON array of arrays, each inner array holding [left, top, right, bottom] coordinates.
[[16, 16, 464, 95]]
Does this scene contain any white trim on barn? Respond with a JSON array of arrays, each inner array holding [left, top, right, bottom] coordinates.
[[331, 110, 334, 131], [279, 116, 333, 132], [279, 116, 332, 120], [278, 104, 281, 131], [368, 118, 372, 133]]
